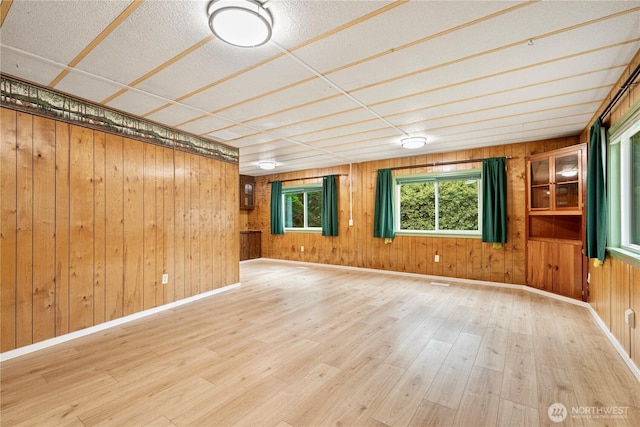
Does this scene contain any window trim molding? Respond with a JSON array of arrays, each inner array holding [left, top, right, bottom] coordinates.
[[394, 169, 482, 237]]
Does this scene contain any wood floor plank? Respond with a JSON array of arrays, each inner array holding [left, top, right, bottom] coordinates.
[[425, 332, 483, 409], [2, 260, 640, 427]]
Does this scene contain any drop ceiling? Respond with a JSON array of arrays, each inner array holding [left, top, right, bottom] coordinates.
[[1, 0, 639, 175]]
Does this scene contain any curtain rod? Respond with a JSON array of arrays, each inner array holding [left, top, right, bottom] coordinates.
[[377, 156, 512, 172], [599, 61, 640, 122], [268, 174, 344, 184]]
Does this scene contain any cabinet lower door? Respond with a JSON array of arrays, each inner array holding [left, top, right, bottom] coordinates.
[[527, 240, 552, 291], [550, 242, 582, 299]]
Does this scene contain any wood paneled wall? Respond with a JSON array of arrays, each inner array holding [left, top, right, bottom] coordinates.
[[0, 108, 239, 352], [583, 48, 640, 367], [247, 137, 578, 285]]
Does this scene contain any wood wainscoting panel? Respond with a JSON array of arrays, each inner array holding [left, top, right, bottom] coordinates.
[[143, 143, 157, 311], [105, 133, 124, 321], [69, 125, 95, 333], [0, 108, 17, 352], [93, 130, 107, 326], [0, 107, 240, 352], [31, 115, 56, 343], [611, 258, 631, 355], [123, 138, 144, 316], [54, 121, 71, 337], [15, 112, 34, 348]]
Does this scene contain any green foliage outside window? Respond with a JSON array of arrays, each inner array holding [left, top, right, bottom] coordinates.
[[284, 189, 322, 228], [400, 179, 479, 231]]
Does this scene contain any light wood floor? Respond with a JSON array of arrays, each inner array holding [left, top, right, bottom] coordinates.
[[2, 260, 640, 427]]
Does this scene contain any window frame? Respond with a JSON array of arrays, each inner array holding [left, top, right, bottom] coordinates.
[[394, 170, 483, 238], [281, 184, 322, 233], [613, 118, 640, 255], [608, 101, 640, 266]]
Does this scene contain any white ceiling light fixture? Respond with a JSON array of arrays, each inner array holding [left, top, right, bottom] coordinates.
[[400, 136, 427, 149], [258, 160, 276, 170], [208, 0, 273, 48]]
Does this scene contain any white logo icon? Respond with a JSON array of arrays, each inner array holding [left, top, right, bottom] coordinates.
[[548, 403, 568, 423]]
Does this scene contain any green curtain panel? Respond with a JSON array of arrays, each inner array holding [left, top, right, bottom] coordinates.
[[270, 181, 284, 235], [585, 118, 607, 262], [373, 169, 395, 239], [482, 157, 507, 247], [321, 175, 339, 236]]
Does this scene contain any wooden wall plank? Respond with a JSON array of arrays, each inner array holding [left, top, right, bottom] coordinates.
[[1, 108, 17, 351], [200, 157, 212, 292], [32, 116, 56, 342], [212, 158, 222, 289], [184, 153, 192, 298], [190, 154, 201, 296], [123, 138, 144, 316], [54, 121, 70, 337], [15, 112, 33, 347], [503, 144, 514, 284], [610, 259, 631, 354], [105, 133, 124, 321], [68, 125, 94, 332], [143, 144, 157, 310], [163, 148, 175, 304], [173, 150, 185, 302], [231, 163, 239, 282], [154, 147, 164, 307], [442, 238, 457, 278], [632, 267, 640, 366], [510, 143, 526, 285], [93, 131, 106, 326]]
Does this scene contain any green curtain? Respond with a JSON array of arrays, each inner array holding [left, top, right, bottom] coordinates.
[[585, 118, 607, 262], [321, 175, 339, 236], [270, 181, 284, 235], [481, 157, 507, 247], [373, 169, 395, 239]]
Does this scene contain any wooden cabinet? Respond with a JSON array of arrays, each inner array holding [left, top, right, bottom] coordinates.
[[240, 230, 261, 261], [527, 240, 583, 298], [240, 175, 255, 210], [528, 145, 584, 213], [526, 144, 587, 300]]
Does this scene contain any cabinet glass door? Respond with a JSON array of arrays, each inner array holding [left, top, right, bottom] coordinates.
[[554, 153, 579, 209], [530, 159, 550, 209]]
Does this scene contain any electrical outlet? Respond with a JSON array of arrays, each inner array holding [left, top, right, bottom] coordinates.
[[162, 274, 169, 284], [300, 246, 304, 252], [434, 255, 440, 262], [348, 219, 354, 226], [626, 309, 635, 328]]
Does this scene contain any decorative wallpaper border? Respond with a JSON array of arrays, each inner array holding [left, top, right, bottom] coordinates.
[[0, 75, 238, 164]]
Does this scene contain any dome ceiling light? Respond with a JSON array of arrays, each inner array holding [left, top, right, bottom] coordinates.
[[400, 136, 428, 149], [258, 160, 276, 170], [208, 0, 273, 48]]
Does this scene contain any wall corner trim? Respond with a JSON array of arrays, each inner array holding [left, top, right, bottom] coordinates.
[[0, 282, 241, 362]]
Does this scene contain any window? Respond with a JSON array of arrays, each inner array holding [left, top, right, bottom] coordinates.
[[631, 131, 640, 247], [283, 186, 322, 230], [395, 171, 481, 236], [610, 111, 640, 258]]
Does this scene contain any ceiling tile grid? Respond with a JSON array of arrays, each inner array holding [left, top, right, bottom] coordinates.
[[1, 0, 639, 176]]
